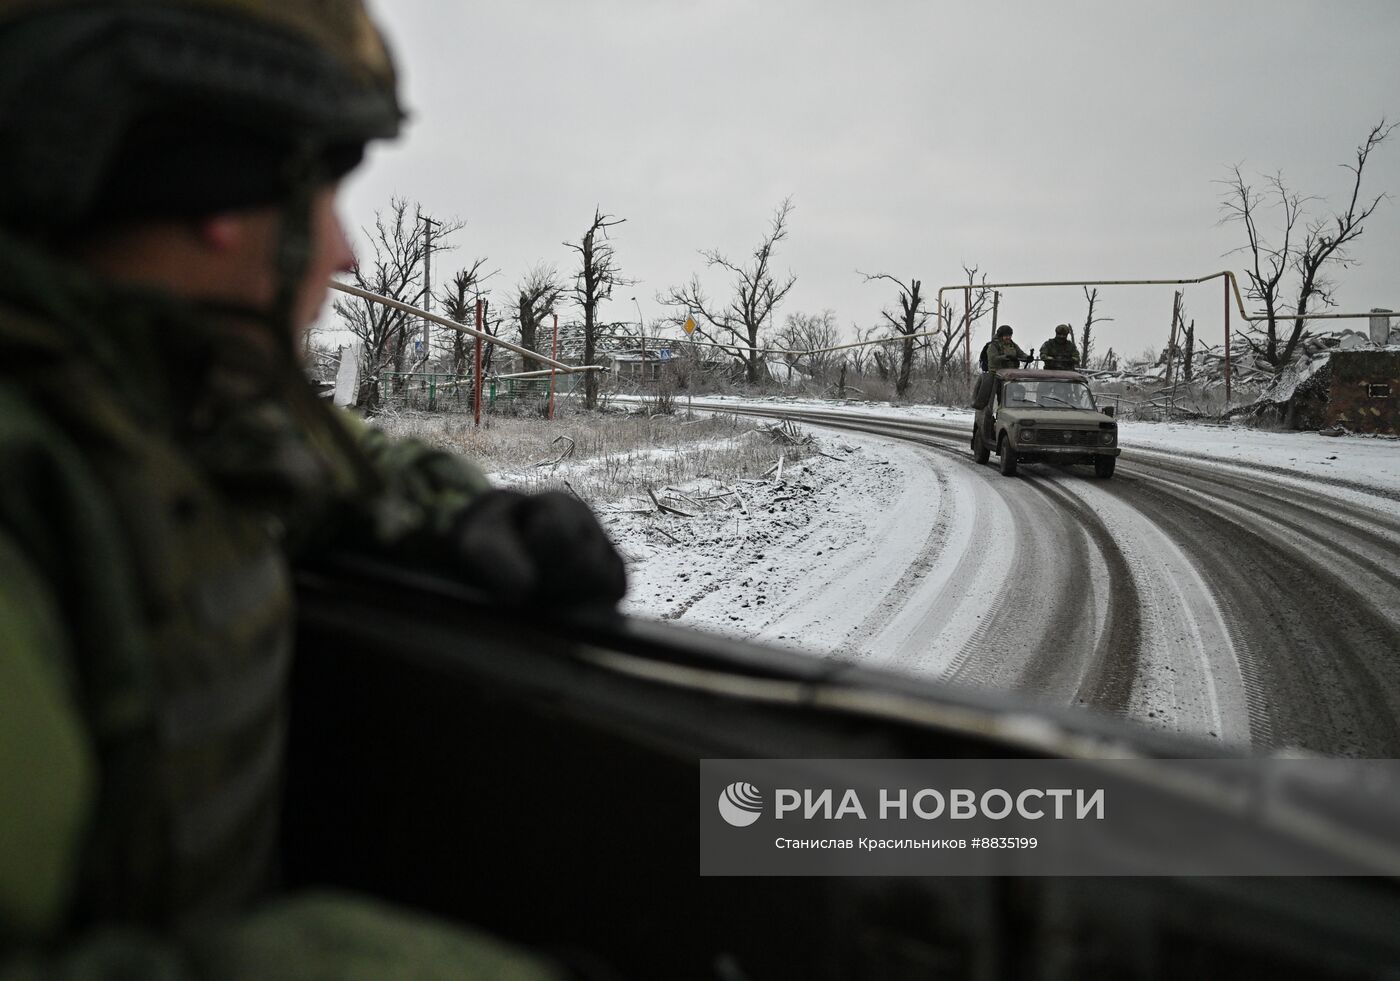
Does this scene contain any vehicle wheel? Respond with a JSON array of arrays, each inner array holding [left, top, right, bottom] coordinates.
[[998, 435, 1018, 477], [1094, 455, 1116, 479], [972, 427, 990, 464]]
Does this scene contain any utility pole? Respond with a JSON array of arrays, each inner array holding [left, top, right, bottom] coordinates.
[[549, 313, 559, 421], [1165, 290, 1182, 387], [632, 296, 645, 380], [418, 212, 441, 367]]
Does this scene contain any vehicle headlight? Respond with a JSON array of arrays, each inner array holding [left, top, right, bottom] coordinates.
[[1020, 428, 1036, 443], [1100, 431, 1116, 446]]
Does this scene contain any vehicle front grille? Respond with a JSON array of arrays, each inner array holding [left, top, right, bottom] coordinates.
[[1036, 428, 1098, 446]]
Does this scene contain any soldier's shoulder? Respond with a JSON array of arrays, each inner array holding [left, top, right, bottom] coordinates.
[[0, 380, 106, 507]]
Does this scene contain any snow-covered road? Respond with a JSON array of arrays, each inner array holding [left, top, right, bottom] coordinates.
[[611, 399, 1400, 757]]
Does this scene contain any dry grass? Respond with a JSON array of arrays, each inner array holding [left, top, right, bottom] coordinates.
[[369, 407, 816, 503]]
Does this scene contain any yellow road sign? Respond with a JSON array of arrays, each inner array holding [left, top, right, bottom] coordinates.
[[684, 316, 697, 334]]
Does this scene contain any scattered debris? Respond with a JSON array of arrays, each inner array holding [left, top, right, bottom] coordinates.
[[650, 523, 684, 545], [533, 434, 577, 468], [729, 485, 750, 516], [647, 487, 694, 518], [761, 420, 812, 446]]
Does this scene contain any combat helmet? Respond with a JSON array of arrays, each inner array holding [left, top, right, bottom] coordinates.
[[1055, 324, 1071, 336], [0, 0, 403, 232]]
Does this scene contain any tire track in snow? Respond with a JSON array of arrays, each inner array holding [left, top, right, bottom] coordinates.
[[1102, 459, 1400, 755], [689, 400, 1399, 754], [827, 460, 954, 659], [1045, 474, 1250, 747], [1016, 475, 1141, 715]]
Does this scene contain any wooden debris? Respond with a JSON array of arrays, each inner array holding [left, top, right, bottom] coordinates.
[[652, 524, 683, 544], [667, 491, 708, 512], [761, 420, 812, 446], [647, 487, 694, 518], [728, 485, 750, 516]]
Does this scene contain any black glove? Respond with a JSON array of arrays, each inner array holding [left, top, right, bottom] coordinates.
[[448, 489, 627, 607]]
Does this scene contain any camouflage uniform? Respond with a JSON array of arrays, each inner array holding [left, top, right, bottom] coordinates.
[[0, 1, 588, 977], [1039, 336, 1080, 371], [0, 209, 565, 981], [984, 337, 1029, 371], [973, 337, 1027, 438]]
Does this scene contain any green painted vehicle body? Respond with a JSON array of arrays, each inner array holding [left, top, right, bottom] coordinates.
[[971, 369, 1120, 473]]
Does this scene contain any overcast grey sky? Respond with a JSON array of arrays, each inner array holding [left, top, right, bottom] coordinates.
[[339, 0, 1400, 361]]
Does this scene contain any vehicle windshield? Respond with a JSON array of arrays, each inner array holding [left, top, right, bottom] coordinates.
[[1002, 380, 1096, 410]]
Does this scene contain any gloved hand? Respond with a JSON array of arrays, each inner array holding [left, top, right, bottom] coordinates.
[[446, 489, 627, 608]]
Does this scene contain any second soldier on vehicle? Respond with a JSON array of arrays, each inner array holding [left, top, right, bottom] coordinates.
[[1039, 324, 1080, 371]]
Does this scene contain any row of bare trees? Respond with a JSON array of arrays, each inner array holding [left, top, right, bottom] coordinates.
[[328, 197, 1117, 408], [330, 118, 1393, 411], [329, 197, 635, 409], [658, 199, 1002, 396], [659, 197, 798, 385]]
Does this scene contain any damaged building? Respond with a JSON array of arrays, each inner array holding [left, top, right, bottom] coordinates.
[[1277, 349, 1400, 434]]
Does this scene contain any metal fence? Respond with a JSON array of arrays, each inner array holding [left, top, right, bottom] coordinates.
[[371, 370, 586, 413], [375, 372, 478, 412]]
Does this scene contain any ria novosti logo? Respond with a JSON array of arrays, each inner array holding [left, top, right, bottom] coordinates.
[[717, 782, 764, 827]]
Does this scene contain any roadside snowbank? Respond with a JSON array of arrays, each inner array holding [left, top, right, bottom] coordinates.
[[595, 430, 939, 652]]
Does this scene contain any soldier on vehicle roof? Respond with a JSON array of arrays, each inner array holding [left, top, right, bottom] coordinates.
[[0, 0, 622, 976], [1040, 324, 1081, 371], [972, 325, 1031, 438], [980, 324, 1032, 372]]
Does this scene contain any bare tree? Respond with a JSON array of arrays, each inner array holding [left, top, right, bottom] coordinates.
[[660, 197, 797, 385], [930, 265, 992, 380], [1081, 286, 1111, 367], [871, 343, 893, 382], [333, 197, 462, 406], [1217, 119, 1394, 371], [846, 323, 883, 376], [1287, 121, 1395, 358], [775, 310, 841, 382], [860, 271, 934, 398], [565, 209, 630, 409], [438, 258, 494, 376], [514, 263, 564, 368]]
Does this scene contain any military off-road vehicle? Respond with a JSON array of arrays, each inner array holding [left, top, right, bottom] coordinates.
[[971, 368, 1120, 477]]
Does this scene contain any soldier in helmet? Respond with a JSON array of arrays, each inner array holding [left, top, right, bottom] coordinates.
[[0, 0, 619, 976], [982, 324, 1032, 371], [973, 325, 1032, 443], [1040, 324, 1081, 371]]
